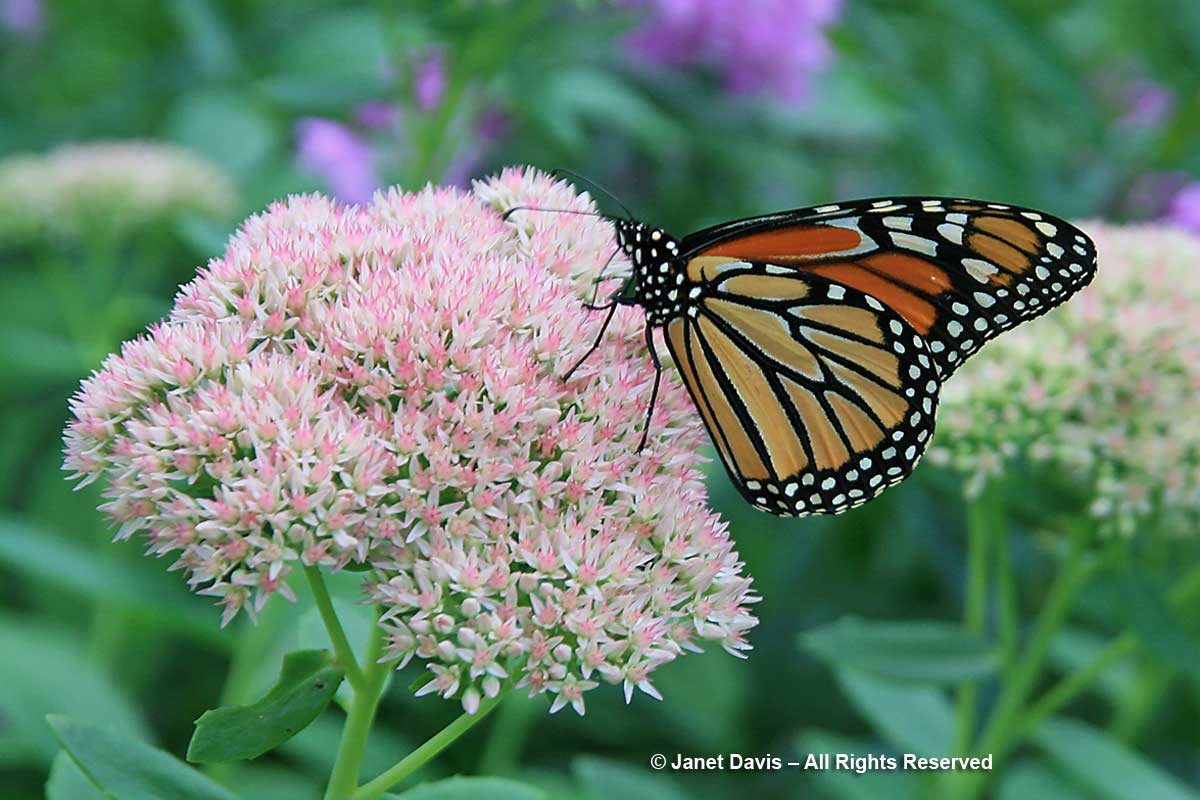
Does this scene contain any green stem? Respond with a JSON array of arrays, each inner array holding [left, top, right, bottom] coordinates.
[[994, 515, 1019, 670], [959, 534, 1097, 800], [324, 611, 389, 800], [350, 692, 507, 800], [1030, 561, 1200, 742], [306, 566, 365, 692], [1021, 632, 1138, 733], [1108, 659, 1173, 742], [953, 491, 993, 756]]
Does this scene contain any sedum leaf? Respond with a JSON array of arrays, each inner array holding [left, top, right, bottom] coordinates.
[[801, 615, 998, 683], [1033, 717, 1199, 800], [187, 649, 343, 764], [48, 715, 237, 800]]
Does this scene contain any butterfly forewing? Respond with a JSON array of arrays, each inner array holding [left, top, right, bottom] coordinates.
[[681, 197, 1097, 378], [662, 262, 939, 516]]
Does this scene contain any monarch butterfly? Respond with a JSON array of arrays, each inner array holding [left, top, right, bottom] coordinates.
[[521, 188, 1097, 516]]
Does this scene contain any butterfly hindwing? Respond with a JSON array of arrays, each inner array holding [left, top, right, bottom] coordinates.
[[681, 197, 1097, 378], [662, 260, 939, 516]]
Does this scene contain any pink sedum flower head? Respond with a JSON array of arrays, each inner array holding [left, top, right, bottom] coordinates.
[[930, 224, 1200, 536], [63, 167, 758, 714]]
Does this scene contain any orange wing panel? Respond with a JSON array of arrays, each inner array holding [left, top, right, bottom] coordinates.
[[697, 225, 862, 262], [803, 263, 938, 335]]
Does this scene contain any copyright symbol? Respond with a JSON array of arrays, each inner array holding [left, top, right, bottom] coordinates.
[[650, 754, 667, 770]]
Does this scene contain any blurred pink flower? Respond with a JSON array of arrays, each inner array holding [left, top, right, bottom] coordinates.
[[63, 167, 758, 713], [354, 101, 401, 131], [1166, 182, 1200, 235], [413, 51, 447, 112], [1119, 79, 1175, 129], [295, 117, 379, 205], [625, 0, 841, 102], [1, 0, 41, 35]]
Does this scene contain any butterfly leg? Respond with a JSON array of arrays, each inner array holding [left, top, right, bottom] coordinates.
[[637, 323, 662, 453], [582, 248, 621, 309], [562, 302, 619, 381]]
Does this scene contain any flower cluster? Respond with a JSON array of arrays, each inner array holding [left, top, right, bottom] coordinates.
[[63, 167, 758, 714], [929, 224, 1200, 535], [0, 140, 234, 244], [624, 0, 842, 103]]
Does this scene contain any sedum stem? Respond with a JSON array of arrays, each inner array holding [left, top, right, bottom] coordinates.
[[954, 531, 1097, 800], [349, 692, 506, 800], [953, 488, 994, 756], [324, 610, 389, 800], [305, 566, 365, 692]]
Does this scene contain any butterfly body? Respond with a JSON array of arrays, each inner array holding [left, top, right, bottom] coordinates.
[[595, 196, 1096, 516]]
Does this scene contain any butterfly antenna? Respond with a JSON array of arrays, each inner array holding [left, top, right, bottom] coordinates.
[[637, 323, 662, 453], [550, 168, 635, 220], [501, 206, 613, 222]]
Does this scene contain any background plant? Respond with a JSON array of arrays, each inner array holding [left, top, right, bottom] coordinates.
[[2, 2, 1199, 799]]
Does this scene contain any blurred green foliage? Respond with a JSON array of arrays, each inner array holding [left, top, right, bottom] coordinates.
[[2, 1, 1199, 799]]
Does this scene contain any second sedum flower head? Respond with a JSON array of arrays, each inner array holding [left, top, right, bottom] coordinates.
[[931, 223, 1200, 536], [63, 167, 758, 716]]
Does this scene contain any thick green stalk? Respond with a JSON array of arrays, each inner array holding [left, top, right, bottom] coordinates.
[[955, 537, 1097, 800], [994, 517, 1019, 669], [324, 614, 389, 800], [953, 490, 994, 756], [305, 566, 365, 692], [349, 692, 506, 800]]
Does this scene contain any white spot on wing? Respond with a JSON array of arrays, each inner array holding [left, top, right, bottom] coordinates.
[[963, 258, 998, 283], [937, 223, 965, 244], [890, 231, 938, 256]]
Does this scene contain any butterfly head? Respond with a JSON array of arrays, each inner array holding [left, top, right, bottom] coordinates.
[[613, 219, 685, 322]]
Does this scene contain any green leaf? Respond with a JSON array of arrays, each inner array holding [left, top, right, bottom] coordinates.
[[801, 616, 998, 682], [0, 614, 145, 767], [0, 516, 223, 644], [165, 89, 279, 174], [997, 759, 1090, 800], [46, 751, 107, 800], [1033, 717, 1199, 800], [572, 756, 689, 800], [187, 649, 343, 763], [538, 69, 685, 156], [389, 776, 545, 800], [48, 716, 238, 800], [835, 669, 955, 757], [1114, 567, 1200, 680], [795, 730, 920, 800]]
